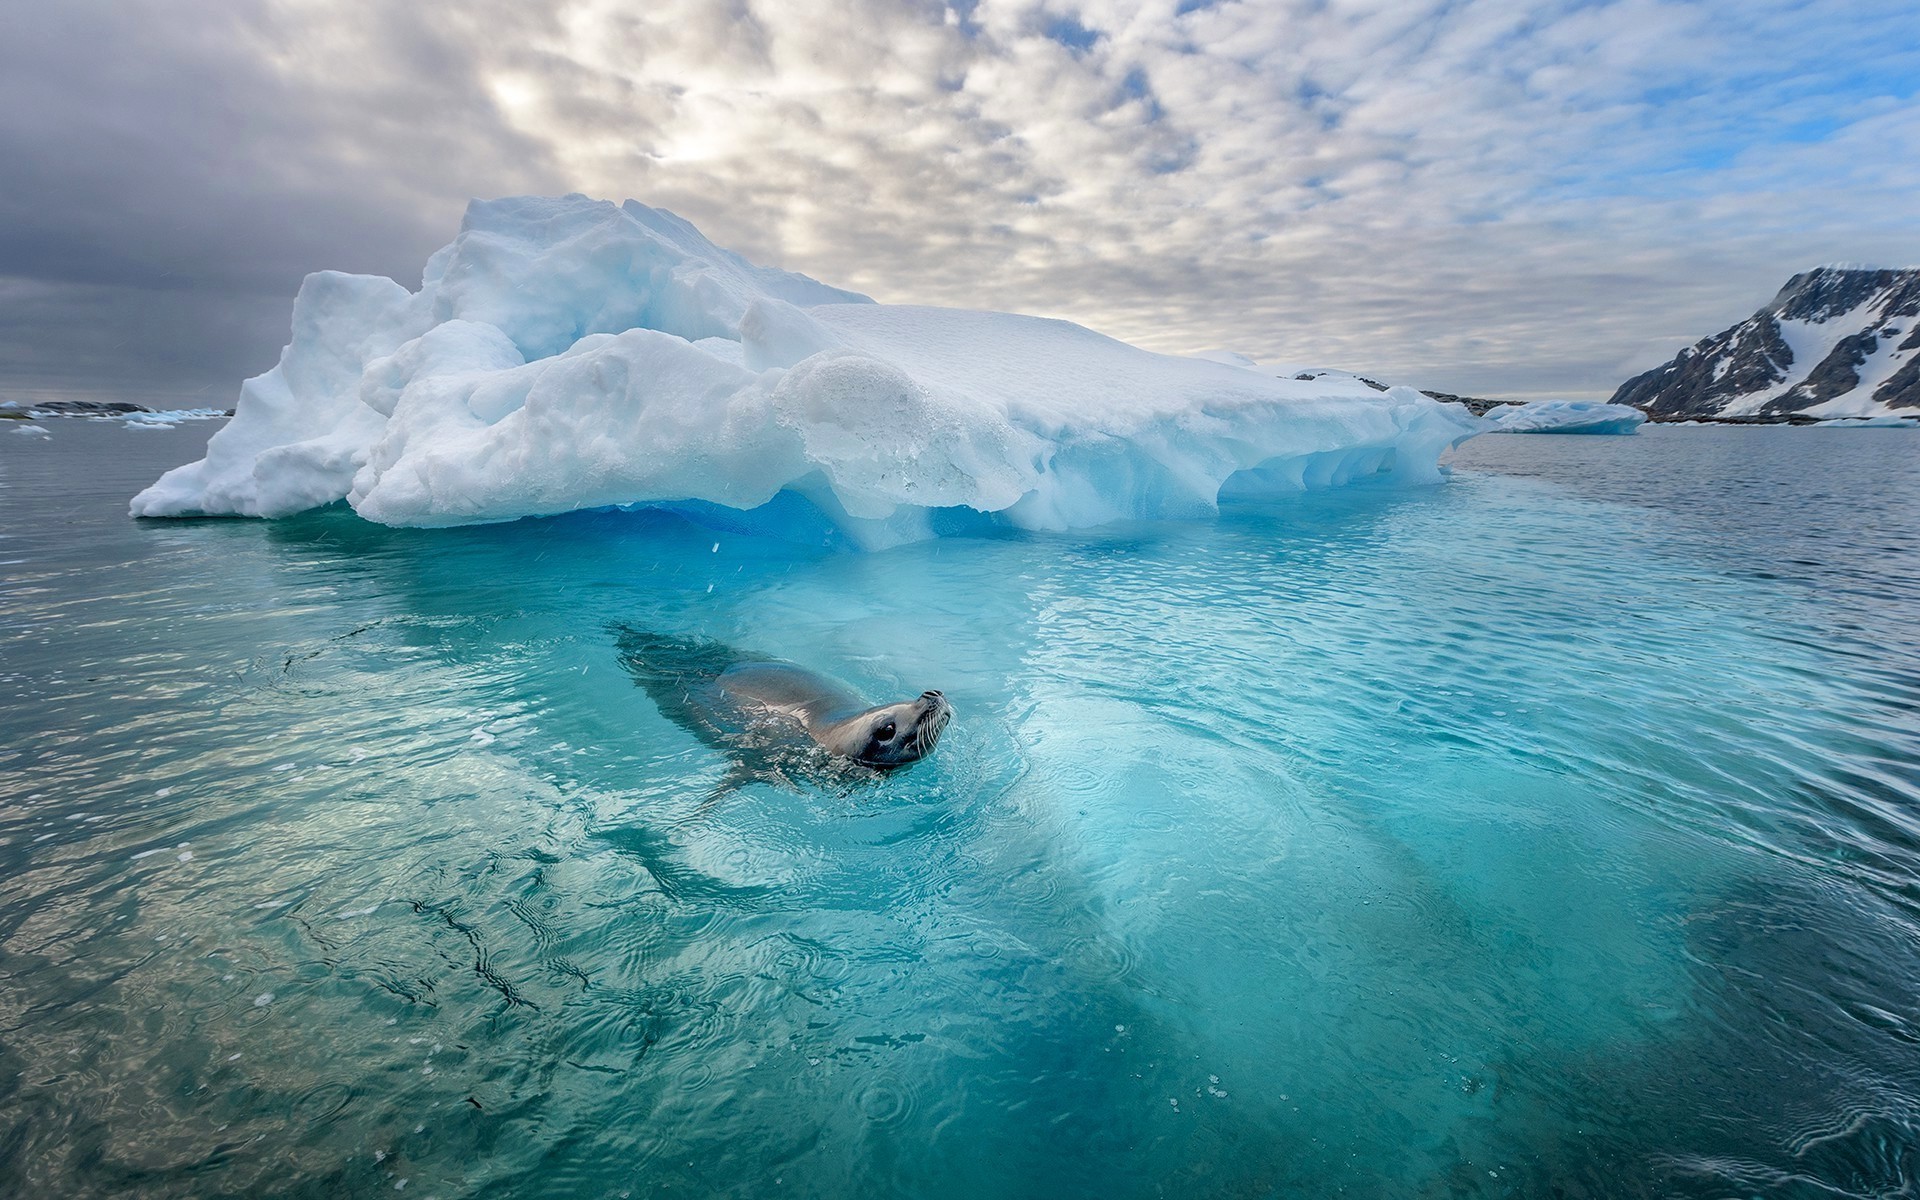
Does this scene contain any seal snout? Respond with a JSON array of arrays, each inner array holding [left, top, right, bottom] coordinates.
[[910, 690, 952, 758]]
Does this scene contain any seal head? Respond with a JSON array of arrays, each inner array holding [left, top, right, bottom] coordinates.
[[818, 690, 952, 768]]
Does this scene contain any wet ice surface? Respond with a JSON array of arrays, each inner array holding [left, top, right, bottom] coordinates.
[[4, 422, 1920, 1197]]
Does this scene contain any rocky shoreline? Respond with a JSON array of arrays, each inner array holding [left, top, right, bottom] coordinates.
[[1, 400, 233, 420]]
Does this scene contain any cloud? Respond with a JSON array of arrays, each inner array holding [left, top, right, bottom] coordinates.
[[3, 0, 1917, 403]]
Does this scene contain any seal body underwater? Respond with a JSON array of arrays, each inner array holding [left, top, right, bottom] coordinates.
[[613, 629, 952, 787]]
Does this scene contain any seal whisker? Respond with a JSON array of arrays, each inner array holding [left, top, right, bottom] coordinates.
[[912, 706, 948, 758]]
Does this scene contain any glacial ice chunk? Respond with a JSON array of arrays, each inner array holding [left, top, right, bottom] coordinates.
[[133, 194, 1482, 547], [1482, 400, 1647, 435], [1814, 414, 1918, 428]]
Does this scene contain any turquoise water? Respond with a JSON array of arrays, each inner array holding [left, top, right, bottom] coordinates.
[[3, 421, 1919, 1197]]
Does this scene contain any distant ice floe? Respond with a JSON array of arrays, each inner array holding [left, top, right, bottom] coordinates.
[[124, 409, 230, 429], [1814, 414, 1917, 428], [1482, 400, 1647, 435], [132, 194, 1481, 548]]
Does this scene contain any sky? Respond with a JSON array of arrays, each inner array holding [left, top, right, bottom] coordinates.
[[3, 0, 1917, 405]]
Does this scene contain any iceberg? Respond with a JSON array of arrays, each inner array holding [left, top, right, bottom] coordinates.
[[133, 195, 1481, 548], [1482, 399, 1647, 435], [1813, 414, 1918, 428], [124, 408, 230, 429]]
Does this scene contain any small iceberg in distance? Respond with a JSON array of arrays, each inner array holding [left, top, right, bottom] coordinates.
[[1814, 414, 1918, 429], [132, 194, 1482, 548], [1483, 399, 1647, 435]]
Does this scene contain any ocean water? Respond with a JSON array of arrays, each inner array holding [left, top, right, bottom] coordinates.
[[3, 420, 1918, 1198]]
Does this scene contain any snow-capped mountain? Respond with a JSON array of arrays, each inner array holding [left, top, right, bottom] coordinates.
[[1612, 267, 1920, 420]]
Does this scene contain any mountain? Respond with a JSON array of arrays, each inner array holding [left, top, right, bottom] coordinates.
[[1611, 267, 1920, 421]]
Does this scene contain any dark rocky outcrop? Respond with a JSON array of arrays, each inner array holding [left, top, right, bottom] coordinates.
[[4, 400, 153, 417], [1287, 369, 1495, 413], [1418, 389, 1501, 416], [41, 401, 151, 416], [1611, 267, 1920, 420], [1770, 331, 1877, 414], [1612, 319, 1796, 417]]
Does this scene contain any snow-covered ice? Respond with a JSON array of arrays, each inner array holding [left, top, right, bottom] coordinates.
[[132, 194, 1480, 548], [1815, 414, 1917, 428], [1482, 400, 1646, 435], [125, 409, 229, 428]]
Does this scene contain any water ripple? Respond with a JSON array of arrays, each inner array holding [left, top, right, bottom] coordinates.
[[2, 423, 1919, 1197]]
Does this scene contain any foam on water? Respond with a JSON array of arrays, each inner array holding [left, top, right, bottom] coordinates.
[[6, 423, 1920, 1196]]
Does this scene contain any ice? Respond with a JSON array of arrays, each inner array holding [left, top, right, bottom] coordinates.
[[140, 408, 228, 422], [1816, 415, 1918, 428], [133, 194, 1481, 548], [1190, 349, 1259, 367], [1482, 400, 1646, 435], [124, 409, 228, 428]]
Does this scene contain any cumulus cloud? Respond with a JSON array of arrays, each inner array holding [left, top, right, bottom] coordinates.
[[3, 0, 1917, 403]]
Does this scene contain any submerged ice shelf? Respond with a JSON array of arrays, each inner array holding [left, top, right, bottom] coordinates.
[[132, 194, 1481, 547]]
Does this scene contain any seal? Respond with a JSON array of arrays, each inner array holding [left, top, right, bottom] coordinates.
[[613, 629, 951, 789], [706, 661, 951, 768]]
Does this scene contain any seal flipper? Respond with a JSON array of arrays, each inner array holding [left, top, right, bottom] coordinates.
[[592, 822, 776, 905], [610, 627, 769, 685], [692, 762, 761, 816], [611, 626, 771, 753]]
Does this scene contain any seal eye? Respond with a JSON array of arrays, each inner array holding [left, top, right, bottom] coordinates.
[[876, 720, 896, 741]]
